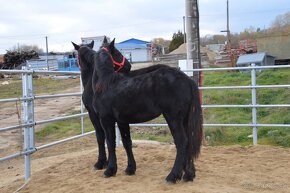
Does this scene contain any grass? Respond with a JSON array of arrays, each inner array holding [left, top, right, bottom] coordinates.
[[202, 68, 290, 147], [0, 76, 80, 99], [131, 130, 173, 143], [35, 116, 94, 142]]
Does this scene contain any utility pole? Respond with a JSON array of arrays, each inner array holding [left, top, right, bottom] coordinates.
[[183, 16, 186, 43], [45, 36, 49, 70], [221, 0, 234, 67], [185, 0, 201, 84]]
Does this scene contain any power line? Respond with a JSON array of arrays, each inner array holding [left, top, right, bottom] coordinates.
[[200, 7, 290, 17]]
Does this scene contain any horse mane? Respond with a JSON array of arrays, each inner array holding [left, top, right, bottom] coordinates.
[[78, 46, 96, 72], [93, 50, 121, 93]]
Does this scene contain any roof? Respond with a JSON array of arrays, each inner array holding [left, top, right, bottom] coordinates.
[[117, 38, 150, 45], [116, 38, 150, 50], [237, 52, 275, 64], [115, 43, 148, 49]]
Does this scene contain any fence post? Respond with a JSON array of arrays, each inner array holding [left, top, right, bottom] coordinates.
[[116, 126, 120, 147], [251, 63, 258, 145], [80, 76, 84, 134], [22, 66, 35, 181]]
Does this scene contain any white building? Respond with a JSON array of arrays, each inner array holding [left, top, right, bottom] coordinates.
[[81, 36, 110, 51], [116, 38, 152, 63]]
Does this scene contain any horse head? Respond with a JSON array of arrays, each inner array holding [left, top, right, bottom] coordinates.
[[72, 37, 131, 75], [72, 40, 95, 73], [100, 37, 131, 74]]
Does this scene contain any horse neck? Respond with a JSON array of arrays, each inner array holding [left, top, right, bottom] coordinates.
[[80, 70, 93, 88], [92, 52, 120, 93], [79, 49, 96, 87]]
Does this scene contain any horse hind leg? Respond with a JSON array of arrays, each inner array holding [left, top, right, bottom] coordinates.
[[117, 122, 136, 175], [163, 114, 188, 184], [183, 158, 196, 182], [182, 115, 196, 182]]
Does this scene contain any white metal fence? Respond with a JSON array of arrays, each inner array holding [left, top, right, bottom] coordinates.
[[0, 64, 289, 182]]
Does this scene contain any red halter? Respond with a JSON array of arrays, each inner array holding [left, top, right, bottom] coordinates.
[[102, 47, 125, 72], [77, 54, 81, 69]]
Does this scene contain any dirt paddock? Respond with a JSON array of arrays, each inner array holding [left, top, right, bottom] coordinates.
[[1, 135, 290, 193]]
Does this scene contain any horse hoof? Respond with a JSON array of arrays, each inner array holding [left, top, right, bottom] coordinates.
[[165, 180, 176, 185], [125, 167, 136, 176], [182, 172, 195, 182], [165, 173, 181, 184], [103, 167, 117, 178], [94, 160, 107, 170]]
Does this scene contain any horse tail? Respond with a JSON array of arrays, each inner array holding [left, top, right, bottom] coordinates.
[[187, 83, 203, 160]]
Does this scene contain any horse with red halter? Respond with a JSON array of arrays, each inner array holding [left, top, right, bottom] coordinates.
[[73, 37, 203, 183], [72, 38, 171, 175]]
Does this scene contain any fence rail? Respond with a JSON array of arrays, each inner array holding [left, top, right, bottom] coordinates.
[[0, 64, 289, 182]]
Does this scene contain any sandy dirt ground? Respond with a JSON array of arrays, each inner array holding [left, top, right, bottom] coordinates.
[[0, 85, 81, 156], [0, 135, 289, 193]]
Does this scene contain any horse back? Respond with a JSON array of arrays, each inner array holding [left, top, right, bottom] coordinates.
[[94, 66, 196, 123]]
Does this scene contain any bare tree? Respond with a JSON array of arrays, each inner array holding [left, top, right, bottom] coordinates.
[[10, 44, 44, 54], [270, 11, 290, 32]]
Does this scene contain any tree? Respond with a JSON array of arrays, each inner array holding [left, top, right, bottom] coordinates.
[[10, 44, 44, 54], [169, 30, 185, 52], [3, 50, 39, 69], [200, 34, 226, 46], [270, 11, 290, 32], [152, 38, 171, 54]]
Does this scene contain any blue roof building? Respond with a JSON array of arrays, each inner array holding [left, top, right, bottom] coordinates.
[[116, 38, 152, 62]]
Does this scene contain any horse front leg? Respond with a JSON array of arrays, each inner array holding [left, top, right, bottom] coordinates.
[[87, 109, 107, 170], [100, 117, 118, 177], [117, 122, 136, 175], [93, 124, 107, 170]]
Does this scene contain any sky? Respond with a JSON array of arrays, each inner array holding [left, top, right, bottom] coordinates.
[[0, 0, 289, 54]]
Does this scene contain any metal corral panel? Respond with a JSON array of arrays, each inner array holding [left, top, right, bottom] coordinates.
[[58, 58, 79, 71], [27, 59, 58, 70]]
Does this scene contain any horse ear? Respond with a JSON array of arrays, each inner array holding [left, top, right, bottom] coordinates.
[[88, 40, 94, 49], [109, 38, 115, 50], [103, 36, 108, 44], [72, 42, 80, 50]]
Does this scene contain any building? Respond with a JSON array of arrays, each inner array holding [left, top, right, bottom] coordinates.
[[115, 38, 152, 63], [256, 33, 290, 60], [206, 44, 225, 53], [236, 52, 275, 70], [81, 36, 110, 52]]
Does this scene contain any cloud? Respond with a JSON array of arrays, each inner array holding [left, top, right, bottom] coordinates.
[[0, 0, 289, 54], [0, 23, 9, 34]]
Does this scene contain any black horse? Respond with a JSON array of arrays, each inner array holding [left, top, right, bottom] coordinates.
[[72, 38, 168, 175], [73, 40, 127, 171], [73, 38, 203, 183]]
